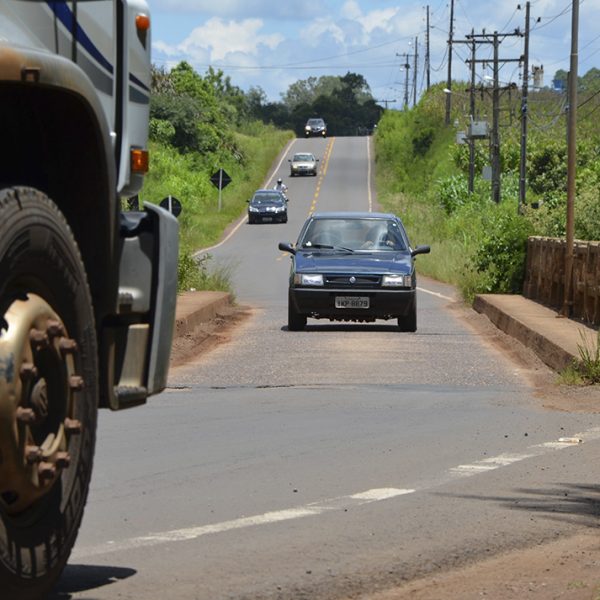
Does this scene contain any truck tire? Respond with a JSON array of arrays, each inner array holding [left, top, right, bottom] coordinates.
[[0, 187, 98, 599]]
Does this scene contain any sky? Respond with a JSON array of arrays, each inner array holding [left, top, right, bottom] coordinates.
[[147, 0, 600, 104]]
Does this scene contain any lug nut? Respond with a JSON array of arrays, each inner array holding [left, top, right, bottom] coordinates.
[[16, 407, 36, 424], [30, 328, 49, 351], [38, 462, 56, 481], [59, 338, 78, 356], [55, 451, 71, 469], [64, 418, 82, 434], [19, 362, 38, 382], [25, 445, 42, 464], [69, 375, 84, 391], [47, 319, 65, 338]]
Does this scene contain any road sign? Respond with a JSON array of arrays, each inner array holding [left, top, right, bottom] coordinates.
[[159, 195, 182, 218], [210, 168, 232, 190]]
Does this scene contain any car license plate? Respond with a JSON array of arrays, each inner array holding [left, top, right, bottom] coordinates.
[[335, 296, 369, 309], [262, 217, 273, 222]]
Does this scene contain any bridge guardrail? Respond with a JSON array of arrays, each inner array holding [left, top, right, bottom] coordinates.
[[523, 236, 600, 327]]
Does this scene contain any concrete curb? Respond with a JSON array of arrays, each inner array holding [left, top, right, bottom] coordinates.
[[175, 291, 232, 339], [473, 294, 597, 372]]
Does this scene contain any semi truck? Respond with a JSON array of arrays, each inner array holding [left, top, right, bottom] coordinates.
[[0, 1, 178, 597]]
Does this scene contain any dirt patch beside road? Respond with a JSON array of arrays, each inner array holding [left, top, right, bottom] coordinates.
[[359, 531, 600, 600], [169, 303, 252, 368]]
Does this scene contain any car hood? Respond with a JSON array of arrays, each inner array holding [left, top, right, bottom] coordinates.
[[292, 161, 316, 167], [296, 252, 412, 272]]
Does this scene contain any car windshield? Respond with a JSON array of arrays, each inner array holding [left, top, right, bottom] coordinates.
[[307, 119, 323, 126], [252, 193, 282, 205], [293, 154, 314, 162], [300, 218, 407, 252]]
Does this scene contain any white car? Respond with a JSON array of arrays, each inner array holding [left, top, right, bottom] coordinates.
[[288, 152, 319, 177]]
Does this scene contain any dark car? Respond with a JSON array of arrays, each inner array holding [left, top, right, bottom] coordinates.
[[278, 212, 430, 331], [304, 118, 327, 138], [247, 189, 288, 224]]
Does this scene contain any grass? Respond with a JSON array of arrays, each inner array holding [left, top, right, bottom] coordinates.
[[141, 124, 294, 291], [556, 329, 600, 385], [575, 328, 600, 383]]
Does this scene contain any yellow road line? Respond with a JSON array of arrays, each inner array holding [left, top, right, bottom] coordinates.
[[278, 137, 336, 262]]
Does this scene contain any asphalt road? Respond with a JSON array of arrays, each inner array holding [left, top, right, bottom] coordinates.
[[54, 136, 600, 600]]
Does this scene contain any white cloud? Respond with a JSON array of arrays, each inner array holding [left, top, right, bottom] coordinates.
[[341, 0, 401, 35], [300, 18, 346, 47], [156, 17, 284, 62]]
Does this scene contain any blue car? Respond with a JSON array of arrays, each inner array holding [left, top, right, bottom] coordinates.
[[278, 212, 430, 331]]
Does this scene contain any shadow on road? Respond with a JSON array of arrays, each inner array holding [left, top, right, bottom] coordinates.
[[49, 564, 136, 599], [441, 483, 600, 527]]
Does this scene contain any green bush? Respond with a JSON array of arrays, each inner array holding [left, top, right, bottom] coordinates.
[[178, 250, 233, 295], [466, 200, 534, 296]]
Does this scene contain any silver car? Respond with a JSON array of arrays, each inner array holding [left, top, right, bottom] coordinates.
[[288, 152, 319, 177]]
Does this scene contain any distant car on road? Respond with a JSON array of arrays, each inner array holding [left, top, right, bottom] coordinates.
[[289, 152, 319, 176], [278, 212, 430, 331], [247, 189, 288, 224], [304, 118, 327, 138]]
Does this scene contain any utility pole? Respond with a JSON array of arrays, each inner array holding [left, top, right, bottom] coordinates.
[[491, 31, 501, 204], [376, 99, 396, 110], [465, 30, 523, 204], [562, 0, 579, 317], [396, 52, 412, 110], [445, 0, 455, 124], [469, 30, 476, 193], [413, 36, 419, 107], [403, 53, 410, 109], [426, 6, 431, 90], [519, 1, 531, 212]]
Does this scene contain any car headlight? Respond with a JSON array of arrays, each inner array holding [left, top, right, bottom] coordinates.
[[305, 125, 311, 131], [382, 274, 411, 287], [294, 273, 324, 286], [248, 206, 259, 212], [274, 206, 285, 213]]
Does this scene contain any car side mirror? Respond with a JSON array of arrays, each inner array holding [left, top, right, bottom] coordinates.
[[316, 158, 320, 162], [287, 159, 291, 162], [411, 245, 431, 257], [278, 242, 296, 255]]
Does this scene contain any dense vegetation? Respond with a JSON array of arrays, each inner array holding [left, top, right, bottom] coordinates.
[[248, 72, 383, 136], [142, 63, 293, 292], [374, 71, 600, 301]]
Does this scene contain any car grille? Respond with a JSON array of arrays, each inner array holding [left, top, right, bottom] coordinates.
[[324, 274, 381, 288]]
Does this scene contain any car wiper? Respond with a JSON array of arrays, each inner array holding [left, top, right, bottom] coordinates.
[[303, 243, 334, 249], [302, 243, 354, 253]]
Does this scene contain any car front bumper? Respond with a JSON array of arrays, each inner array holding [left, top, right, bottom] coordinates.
[[248, 211, 287, 222], [291, 166, 317, 175], [289, 287, 415, 320]]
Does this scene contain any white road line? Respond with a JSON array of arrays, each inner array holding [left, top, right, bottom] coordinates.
[[447, 427, 600, 482], [72, 488, 414, 559], [72, 428, 600, 559], [417, 287, 454, 301]]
